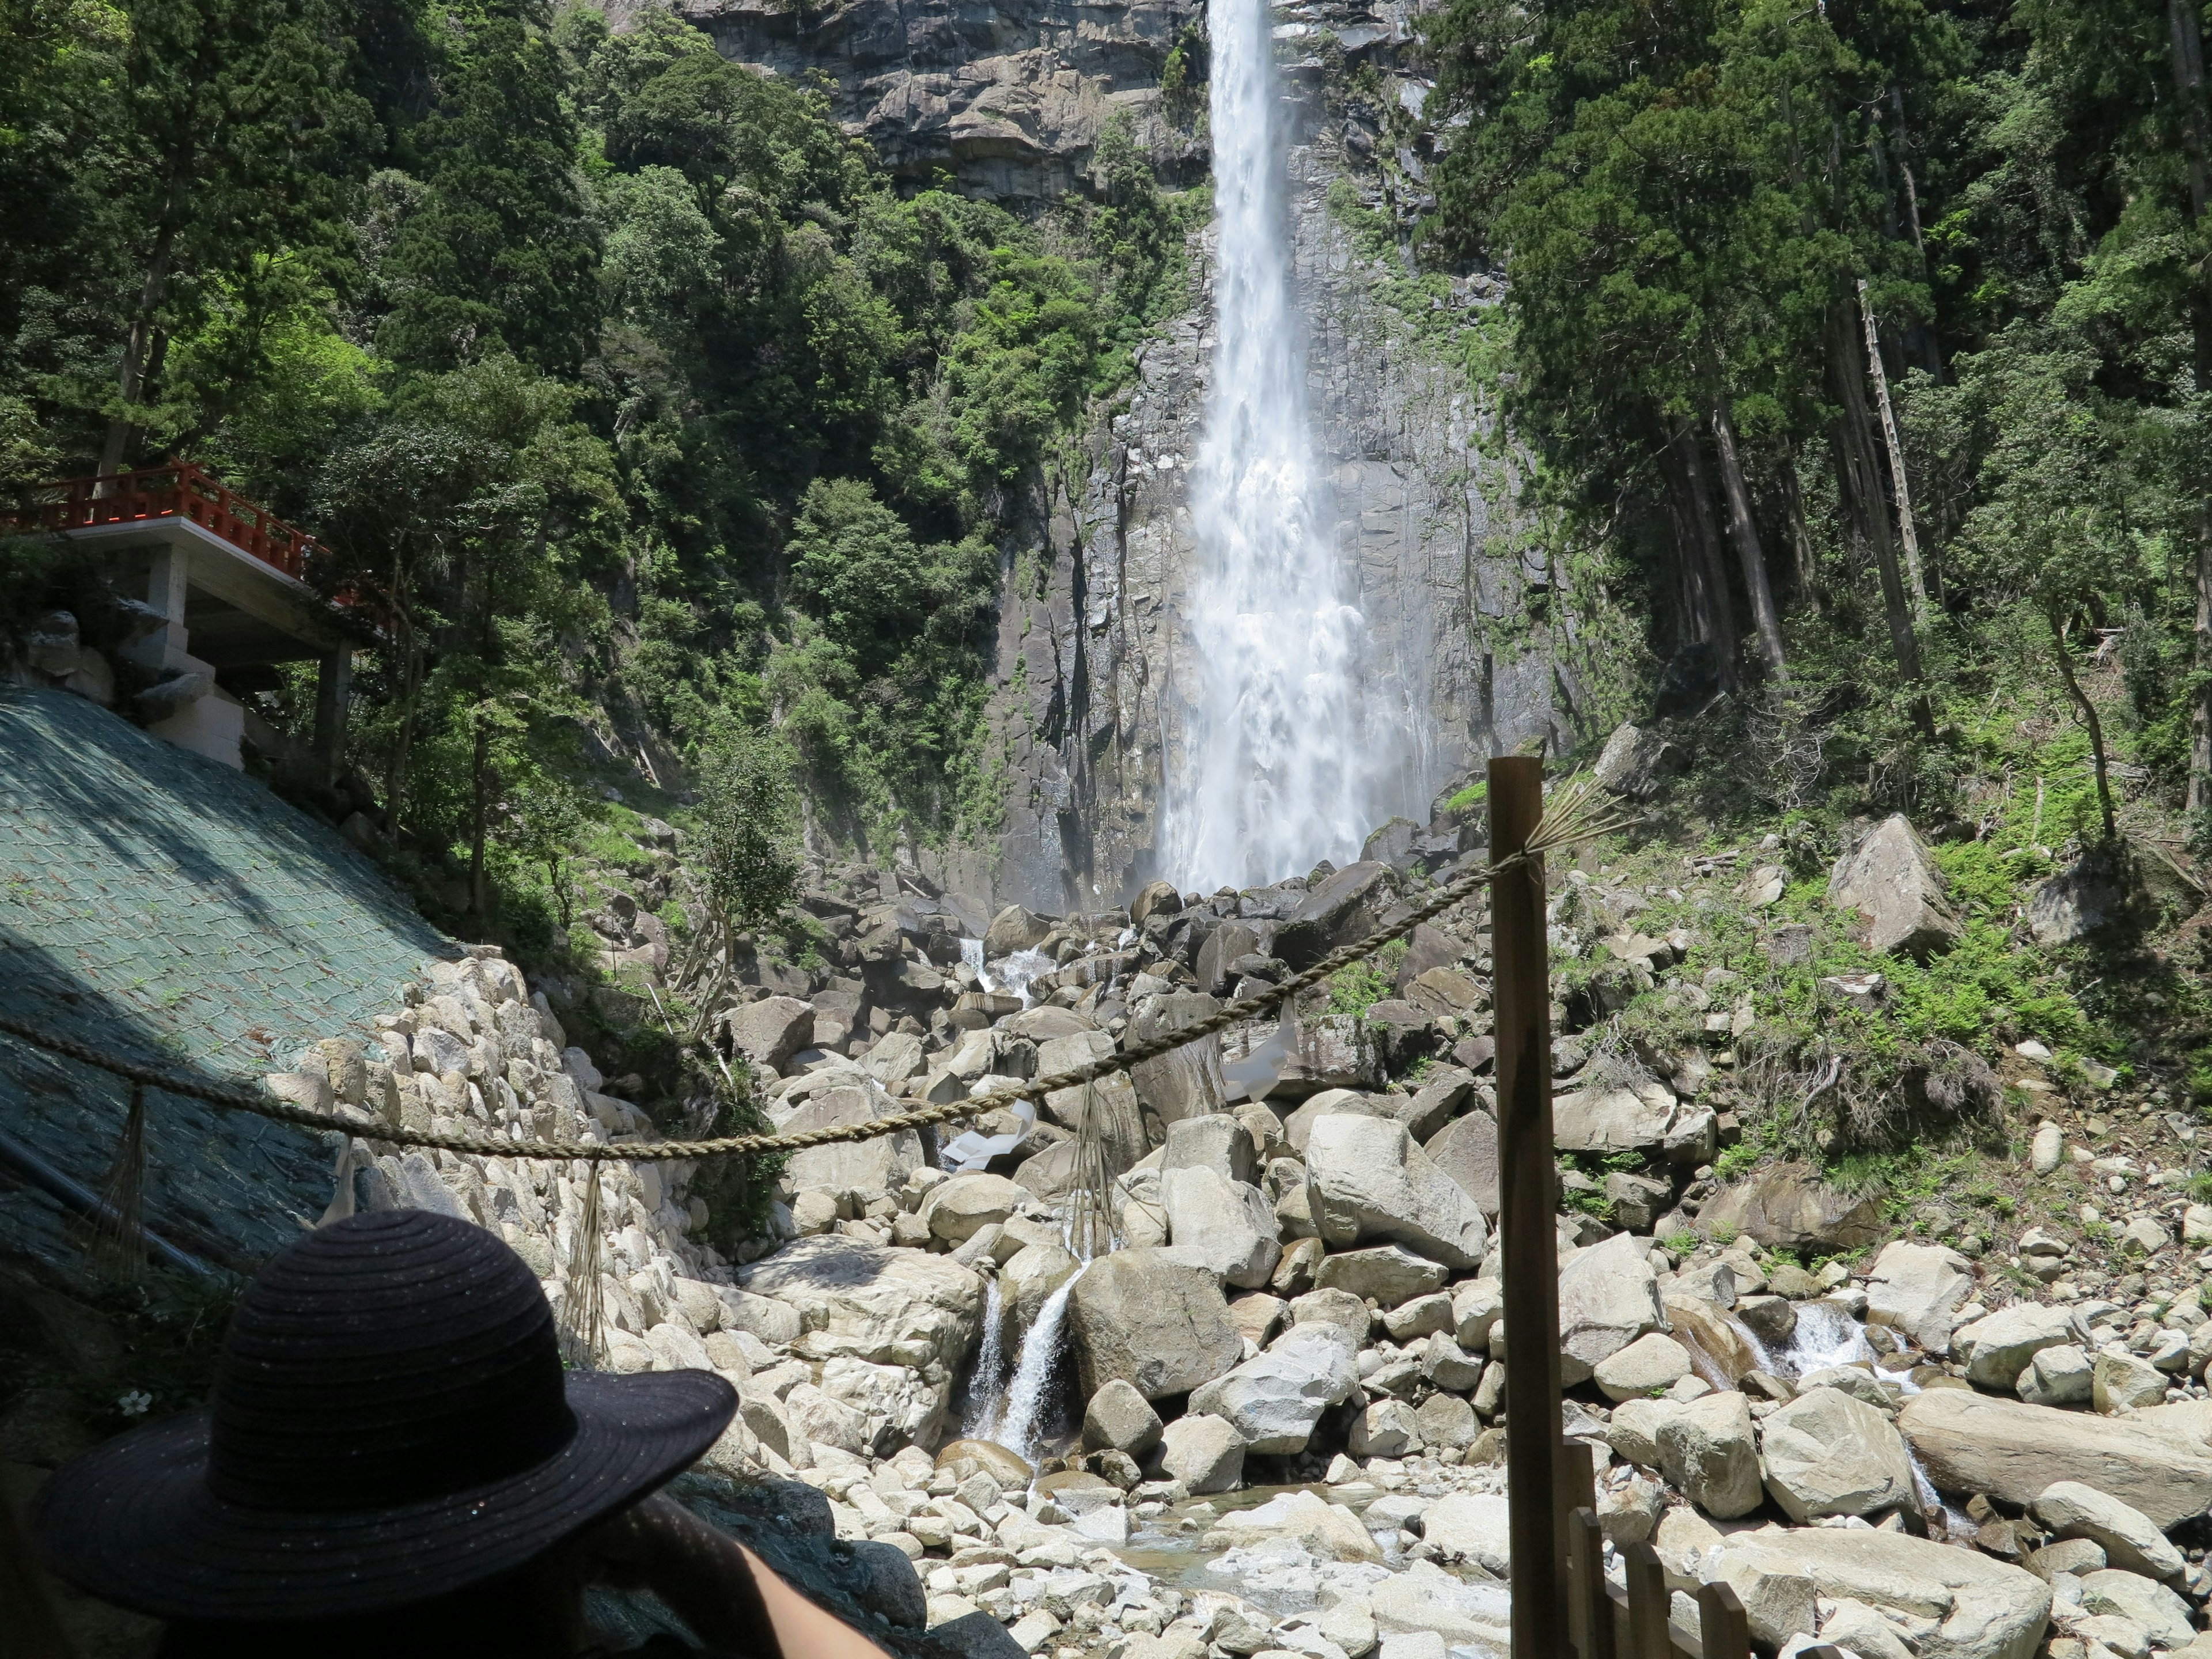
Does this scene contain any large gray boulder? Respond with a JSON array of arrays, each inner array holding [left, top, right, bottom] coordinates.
[[1081, 1379, 1164, 1458], [1161, 1166, 1282, 1289], [1593, 722, 1686, 800], [1707, 1528, 2050, 1659], [1162, 1112, 1261, 1184], [1186, 1324, 1360, 1453], [2078, 1570, 2195, 1650], [1828, 815, 1961, 957], [922, 1172, 1025, 1244], [1556, 1229, 1667, 1386], [1953, 1302, 2077, 1391], [1154, 1412, 1245, 1494], [1422, 1109, 1501, 1218], [983, 904, 1053, 956], [1421, 1492, 1513, 1576], [1900, 1389, 2212, 1528], [1000, 1241, 1081, 1335], [1127, 991, 1227, 1126], [1067, 1247, 1243, 1401], [728, 995, 816, 1070], [1554, 1083, 1716, 1165], [781, 1084, 927, 1198], [1695, 1164, 1887, 1253], [1312, 1244, 1449, 1309], [740, 1237, 981, 1370], [1305, 1114, 1488, 1270], [1280, 862, 1400, 961], [1865, 1240, 1975, 1354], [2031, 1482, 2186, 1581], [1757, 1387, 1918, 1522], [1612, 1391, 1763, 1518]]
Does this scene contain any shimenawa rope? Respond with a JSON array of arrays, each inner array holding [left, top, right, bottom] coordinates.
[[0, 779, 1630, 1169]]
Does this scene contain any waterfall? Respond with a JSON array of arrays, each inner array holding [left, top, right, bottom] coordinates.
[[1158, 0, 1397, 892], [963, 1276, 1010, 1438], [998, 1266, 1086, 1461]]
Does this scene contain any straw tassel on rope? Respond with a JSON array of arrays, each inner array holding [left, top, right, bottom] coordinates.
[[88, 1082, 147, 1282], [558, 1157, 608, 1367]]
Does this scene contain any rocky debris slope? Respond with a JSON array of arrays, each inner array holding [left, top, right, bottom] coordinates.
[[258, 793, 2212, 1659]]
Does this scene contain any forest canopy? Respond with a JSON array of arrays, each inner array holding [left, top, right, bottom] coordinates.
[[0, 0, 1190, 934]]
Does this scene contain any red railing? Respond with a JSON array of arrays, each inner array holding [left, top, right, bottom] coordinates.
[[6, 461, 320, 581]]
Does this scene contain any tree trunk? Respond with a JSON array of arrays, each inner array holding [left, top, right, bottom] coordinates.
[[1827, 304, 1928, 704], [1710, 400, 1788, 679], [468, 704, 492, 921], [2048, 605, 2118, 844], [2169, 0, 2212, 819], [99, 188, 185, 484], [1668, 423, 1741, 685], [1857, 279, 1930, 624], [1779, 459, 1819, 608]]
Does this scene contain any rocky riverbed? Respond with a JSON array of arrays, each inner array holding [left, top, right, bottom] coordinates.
[[262, 794, 2212, 1659]]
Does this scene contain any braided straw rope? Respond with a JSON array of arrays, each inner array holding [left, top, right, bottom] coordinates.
[[0, 779, 1630, 1166]]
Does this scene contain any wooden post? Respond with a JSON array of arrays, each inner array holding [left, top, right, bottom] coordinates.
[[1698, 1580, 1752, 1659], [1567, 1506, 1613, 1659], [1622, 1541, 1672, 1659], [1492, 755, 1563, 1658]]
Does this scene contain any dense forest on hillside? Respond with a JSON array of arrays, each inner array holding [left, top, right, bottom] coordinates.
[[1421, 0, 2212, 846], [0, 0, 1192, 934]]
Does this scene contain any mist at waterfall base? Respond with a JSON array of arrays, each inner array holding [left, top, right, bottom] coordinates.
[[1157, 0, 1408, 894]]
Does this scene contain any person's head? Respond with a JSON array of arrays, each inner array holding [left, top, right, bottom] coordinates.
[[33, 1210, 736, 1655]]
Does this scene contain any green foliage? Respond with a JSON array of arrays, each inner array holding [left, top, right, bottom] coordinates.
[[694, 719, 802, 946], [1332, 938, 1409, 1016]]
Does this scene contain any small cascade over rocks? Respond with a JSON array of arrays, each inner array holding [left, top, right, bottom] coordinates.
[[997, 1265, 1087, 1463]]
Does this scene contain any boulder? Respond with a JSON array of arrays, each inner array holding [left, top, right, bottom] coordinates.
[[1757, 1387, 1918, 1521], [1281, 863, 1400, 960], [1708, 1527, 2050, 1659], [1696, 1165, 1888, 1255], [728, 996, 817, 1070], [2094, 1350, 2168, 1414], [1556, 1230, 1668, 1387], [923, 1173, 1026, 1245], [781, 1085, 927, 1198], [860, 1031, 928, 1085], [1594, 1332, 1694, 1403], [1130, 880, 1181, 926], [1610, 1392, 1763, 1518], [1828, 815, 1961, 957], [1312, 1244, 1449, 1309], [1305, 1114, 1488, 1270], [1954, 1302, 2077, 1391], [1817, 1600, 1919, 1659], [1160, 1166, 1282, 1289], [1188, 1325, 1361, 1453], [1066, 1248, 1243, 1401], [1349, 1398, 1423, 1459], [984, 905, 1053, 957], [1900, 1389, 2212, 1528], [1421, 1110, 1501, 1218], [1368, 1562, 1512, 1648], [1415, 1390, 1480, 1449], [1593, 722, 1685, 800], [1554, 1084, 1716, 1165], [1865, 1241, 1975, 1354], [1127, 991, 1228, 1126], [1421, 1493, 1512, 1575], [1153, 1413, 1245, 1494], [1283, 1089, 1393, 1153], [1082, 1380, 1164, 1458], [1162, 1113, 1262, 1185], [2078, 1570, 2196, 1649], [1202, 1489, 1383, 1563], [2031, 1482, 2186, 1582], [1705, 1549, 1817, 1651], [2017, 1343, 2093, 1407], [1293, 1286, 1375, 1347], [740, 1237, 981, 1370]]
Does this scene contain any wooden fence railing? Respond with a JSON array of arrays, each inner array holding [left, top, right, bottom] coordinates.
[[5, 461, 319, 580]]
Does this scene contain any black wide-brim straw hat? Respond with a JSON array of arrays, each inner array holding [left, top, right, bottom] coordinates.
[[34, 1209, 736, 1622]]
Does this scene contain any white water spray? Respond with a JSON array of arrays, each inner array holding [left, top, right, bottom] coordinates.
[[998, 1267, 1086, 1461], [963, 1277, 1010, 1438], [1159, 0, 1395, 891]]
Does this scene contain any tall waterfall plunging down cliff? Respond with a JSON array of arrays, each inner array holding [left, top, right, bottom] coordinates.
[[1158, 0, 1403, 892]]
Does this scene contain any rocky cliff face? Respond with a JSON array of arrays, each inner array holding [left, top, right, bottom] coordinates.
[[678, 0, 1200, 199], [684, 0, 1556, 910], [983, 90, 1553, 911]]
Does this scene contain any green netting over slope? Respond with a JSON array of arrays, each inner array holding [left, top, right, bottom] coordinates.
[[0, 685, 454, 1271]]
